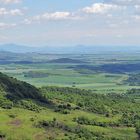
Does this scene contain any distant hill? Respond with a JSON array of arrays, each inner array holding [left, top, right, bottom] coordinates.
[[48, 58, 85, 63], [0, 44, 35, 53], [0, 51, 47, 64], [0, 43, 140, 54], [72, 63, 140, 74], [0, 51, 22, 60]]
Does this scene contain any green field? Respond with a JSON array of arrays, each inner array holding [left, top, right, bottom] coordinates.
[[0, 55, 140, 93], [0, 52, 140, 139]]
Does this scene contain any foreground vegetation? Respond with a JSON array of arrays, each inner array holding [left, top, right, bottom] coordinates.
[[0, 72, 140, 140]]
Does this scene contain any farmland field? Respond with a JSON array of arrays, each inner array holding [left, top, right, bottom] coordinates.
[[0, 52, 140, 93]]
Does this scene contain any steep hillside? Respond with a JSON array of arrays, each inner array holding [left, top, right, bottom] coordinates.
[[0, 72, 47, 102]]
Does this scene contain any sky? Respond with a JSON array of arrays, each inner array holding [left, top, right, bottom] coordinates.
[[0, 0, 140, 47]]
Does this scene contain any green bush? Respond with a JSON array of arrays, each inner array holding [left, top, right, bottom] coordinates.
[[0, 131, 6, 139], [16, 100, 40, 112], [0, 96, 13, 109]]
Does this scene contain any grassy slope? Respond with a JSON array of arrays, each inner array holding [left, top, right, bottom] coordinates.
[[0, 72, 139, 140], [0, 108, 137, 140]]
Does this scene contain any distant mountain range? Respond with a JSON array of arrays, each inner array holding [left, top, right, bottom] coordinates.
[[0, 43, 140, 54]]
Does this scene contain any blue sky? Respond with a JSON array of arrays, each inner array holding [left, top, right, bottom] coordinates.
[[0, 0, 140, 46]]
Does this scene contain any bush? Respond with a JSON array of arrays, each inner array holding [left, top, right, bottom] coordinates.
[[16, 100, 40, 112], [0, 97, 13, 109], [0, 131, 6, 139], [37, 119, 104, 140], [8, 114, 17, 118]]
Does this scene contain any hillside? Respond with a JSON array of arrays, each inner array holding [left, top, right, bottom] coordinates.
[[0, 73, 140, 140], [0, 72, 48, 111]]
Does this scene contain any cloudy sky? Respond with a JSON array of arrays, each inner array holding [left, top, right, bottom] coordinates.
[[0, 0, 140, 46]]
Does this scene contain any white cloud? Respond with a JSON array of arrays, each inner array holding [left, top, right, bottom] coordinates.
[[0, 35, 7, 40], [10, 9, 23, 16], [0, 0, 21, 4], [132, 15, 140, 20], [106, 0, 140, 5], [82, 3, 120, 14], [23, 19, 31, 25], [116, 34, 123, 38], [0, 8, 8, 15], [135, 5, 140, 10], [0, 8, 23, 16], [34, 12, 72, 20], [23, 11, 80, 24], [0, 22, 16, 29]]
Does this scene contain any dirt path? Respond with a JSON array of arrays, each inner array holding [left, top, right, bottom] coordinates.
[[9, 119, 22, 127]]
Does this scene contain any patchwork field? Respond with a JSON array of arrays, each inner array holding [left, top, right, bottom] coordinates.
[[0, 52, 140, 93]]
